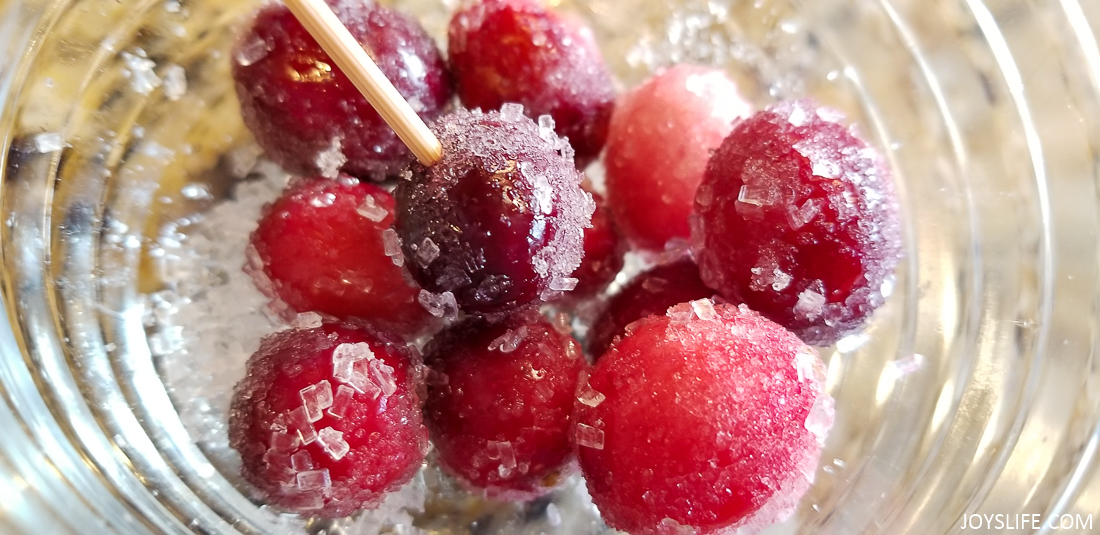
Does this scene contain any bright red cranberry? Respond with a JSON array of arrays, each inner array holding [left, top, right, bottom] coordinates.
[[605, 65, 751, 250], [233, 1, 451, 180], [423, 311, 585, 500], [229, 322, 428, 517], [448, 0, 615, 168], [564, 188, 624, 299], [246, 176, 431, 336], [575, 301, 833, 533], [693, 100, 902, 346], [586, 257, 716, 359], [394, 107, 593, 315]]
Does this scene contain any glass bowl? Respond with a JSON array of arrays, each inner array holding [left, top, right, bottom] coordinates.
[[1, 0, 1098, 533]]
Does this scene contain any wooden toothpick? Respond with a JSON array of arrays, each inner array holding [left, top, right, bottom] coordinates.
[[284, 0, 443, 166]]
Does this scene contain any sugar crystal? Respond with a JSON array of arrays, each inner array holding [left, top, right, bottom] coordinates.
[[794, 350, 818, 383], [33, 132, 64, 153], [299, 380, 334, 422], [292, 311, 323, 329], [690, 299, 717, 321], [489, 441, 517, 477], [290, 450, 314, 472], [327, 384, 355, 419], [804, 394, 835, 445], [356, 195, 388, 222], [537, 115, 557, 141], [417, 290, 458, 321], [368, 359, 398, 397], [296, 469, 332, 491], [162, 64, 186, 100], [270, 431, 299, 452], [317, 427, 350, 460], [500, 103, 524, 121], [287, 406, 317, 445], [549, 277, 578, 291], [415, 237, 439, 266], [315, 137, 346, 179], [488, 326, 529, 353], [382, 229, 402, 256], [121, 50, 161, 95], [577, 384, 606, 407], [794, 283, 826, 320], [575, 423, 605, 450], [283, 491, 323, 510], [235, 34, 273, 66]]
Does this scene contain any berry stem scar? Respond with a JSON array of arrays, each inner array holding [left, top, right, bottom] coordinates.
[[284, 0, 444, 166]]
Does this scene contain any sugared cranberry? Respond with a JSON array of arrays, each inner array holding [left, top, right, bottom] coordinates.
[[233, 1, 451, 180], [394, 107, 593, 315], [564, 188, 624, 299], [229, 323, 427, 517], [246, 176, 431, 336], [448, 0, 615, 167], [605, 65, 751, 250], [586, 257, 716, 358], [575, 301, 833, 533], [693, 100, 902, 346], [423, 311, 585, 500]]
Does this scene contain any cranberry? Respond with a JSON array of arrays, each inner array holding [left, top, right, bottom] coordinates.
[[564, 188, 624, 299], [394, 107, 593, 315], [586, 257, 716, 359], [605, 65, 751, 250], [246, 176, 431, 336], [448, 0, 615, 168], [575, 301, 833, 533], [229, 323, 427, 517], [423, 310, 585, 500], [233, 1, 451, 180], [693, 100, 902, 346]]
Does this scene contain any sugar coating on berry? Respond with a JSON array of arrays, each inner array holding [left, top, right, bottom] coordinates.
[[693, 99, 902, 346], [246, 176, 431, 336], [233, 1, 451, 179], [228, 322, 427, 517], [586, 257, 716, 359], [605, 65, 751, 250], [423, 311, 585, 500], [575, 301, 833, 533], [448, 0, 615, 167], [395, 107, 594, 315], [562, 188, 624, 299]]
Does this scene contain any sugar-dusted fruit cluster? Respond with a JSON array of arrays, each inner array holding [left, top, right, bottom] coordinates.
[[222, 0, 902, 532]]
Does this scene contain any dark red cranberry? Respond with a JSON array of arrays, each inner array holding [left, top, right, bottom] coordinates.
[[586, 257, 716, 359], [605, 65, 750, 250], [448, 0, 615, 168], [229, 322, 427, 517], [246, 176, 431, 336], [233, 1, 451, 180], [394, 107, 593, 315], [575, 301, 833, 533], [564, 188, 624, 299], [423, 311, 585, 500], [693, 100, 902, 346]]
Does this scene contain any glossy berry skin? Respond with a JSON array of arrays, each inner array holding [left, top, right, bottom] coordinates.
[[233, 1, 451, 180], [566, 189, 624, 298], [246, 176, 430, 337], [395, 107, 593, 315], [229, 322, 428, 517], [605, 65, 751, 250], [586, 257, 715, 359], [423, 311, 585, 500], [575, 301, 833, 534], [693, 100, 902, 346], [448, 0, 615, 167]]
